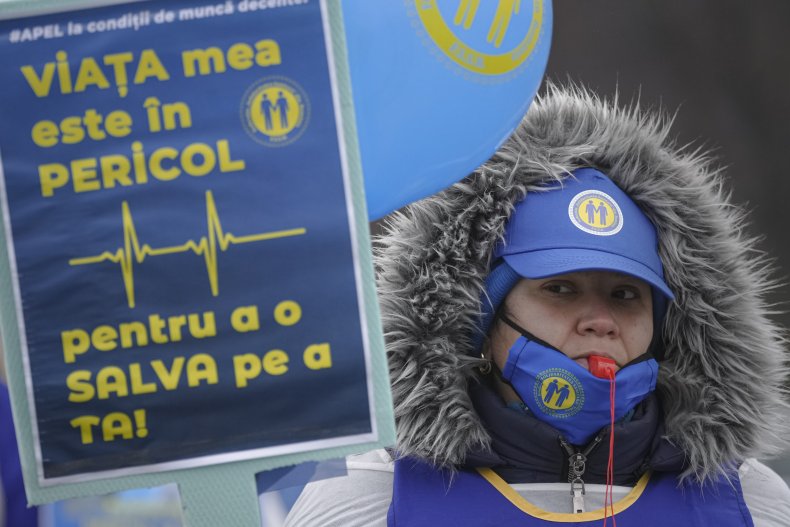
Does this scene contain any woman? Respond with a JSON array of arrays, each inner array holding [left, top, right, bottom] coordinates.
[[285, 86, 790, 525]]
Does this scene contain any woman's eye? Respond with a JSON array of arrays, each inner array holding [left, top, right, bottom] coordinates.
[[544, 283, 574, 294], [613, 288, 638, 300]]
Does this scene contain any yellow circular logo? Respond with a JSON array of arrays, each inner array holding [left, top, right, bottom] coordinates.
[[540, 376, 577, 410], [568, 190, 623, 236], [533, 368, 584, 418], [413, 0, 545, 75], [241, 77, 309, 147]]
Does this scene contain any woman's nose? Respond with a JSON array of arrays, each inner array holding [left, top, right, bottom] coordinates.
[[576, 297, 619, 337]]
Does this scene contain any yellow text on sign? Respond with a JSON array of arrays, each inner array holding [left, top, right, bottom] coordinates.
[[61, 311, 217, 364], [38, 139, 245, 197], [67, 354, 219, 403], [31, 108, 133, 147], [71, 409, 148, 444], [233, 343, 333, 388], [20, 39, 281, 99]]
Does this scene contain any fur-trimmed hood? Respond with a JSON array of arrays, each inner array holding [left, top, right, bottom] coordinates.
[[375, 84, 790, 482]]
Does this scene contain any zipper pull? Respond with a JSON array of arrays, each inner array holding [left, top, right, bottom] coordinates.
[[571, 477, 586, 513], [560, 437, 589, 514], [569, 451, 587, 513]]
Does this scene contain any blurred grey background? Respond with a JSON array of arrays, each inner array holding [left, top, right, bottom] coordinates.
[[545, 0, 790, 481]]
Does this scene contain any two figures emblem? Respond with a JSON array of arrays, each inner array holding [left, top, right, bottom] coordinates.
[[453, 0, 523, 48], [242, 79, 308, 147], [542, 377, 575, 410]]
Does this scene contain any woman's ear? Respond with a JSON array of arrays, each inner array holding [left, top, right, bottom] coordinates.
[[481, 336, 491, 359], [477, 337, 493, 375]]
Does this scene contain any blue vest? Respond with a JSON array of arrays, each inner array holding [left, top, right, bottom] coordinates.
[[388, 458, 754, 526]]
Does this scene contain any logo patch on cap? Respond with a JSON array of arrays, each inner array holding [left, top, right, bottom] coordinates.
[[568, 190, 623, 236], [533, 368, 584, 418]]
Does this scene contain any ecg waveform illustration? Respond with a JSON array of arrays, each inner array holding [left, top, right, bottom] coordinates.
[[69, 191, 307, 308]]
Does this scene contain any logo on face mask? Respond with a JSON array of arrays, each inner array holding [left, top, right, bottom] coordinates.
[[568, 190, 623, 236], [533, 368, 584, 418]]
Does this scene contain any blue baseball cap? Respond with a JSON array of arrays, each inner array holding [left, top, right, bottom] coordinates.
[[476, 168, 674, 348], [498, 168, 673, 298]]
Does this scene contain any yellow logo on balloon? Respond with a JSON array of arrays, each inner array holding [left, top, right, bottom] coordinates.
[[241, 77, 309, 147], [568, 190, 623, 236], [414, 0, 545, 75]]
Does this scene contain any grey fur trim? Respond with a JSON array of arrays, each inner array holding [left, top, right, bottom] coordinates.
[[375, 83, 790, 483]]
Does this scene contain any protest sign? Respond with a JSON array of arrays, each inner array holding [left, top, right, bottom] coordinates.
[[0, 0, 393, 524]]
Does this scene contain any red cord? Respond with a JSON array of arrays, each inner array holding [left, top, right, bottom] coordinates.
[[603, 369, 616, 527]]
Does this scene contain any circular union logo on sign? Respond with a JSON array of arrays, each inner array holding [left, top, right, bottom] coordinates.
[[568, 190, 624, 236], [413, 0, 545, 75], [241, 77, 309, 147], [532, 368, 584, 418]]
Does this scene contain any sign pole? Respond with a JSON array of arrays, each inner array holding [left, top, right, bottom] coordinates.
[[179, 465, 261, 527]]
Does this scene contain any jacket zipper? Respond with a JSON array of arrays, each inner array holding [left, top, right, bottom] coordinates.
[[559, 434, 604, 513]]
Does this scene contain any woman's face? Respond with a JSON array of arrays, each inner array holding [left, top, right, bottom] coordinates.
[[488, 271, 654, 372]]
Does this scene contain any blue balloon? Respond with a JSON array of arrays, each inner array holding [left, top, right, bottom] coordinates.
[[342, 0, 553, 220]]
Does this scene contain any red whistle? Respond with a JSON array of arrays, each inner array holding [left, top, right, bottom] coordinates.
[[589, 355, 618, 379]]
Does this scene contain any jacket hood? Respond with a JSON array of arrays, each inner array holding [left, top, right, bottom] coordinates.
[[375, 84, 790, 483]]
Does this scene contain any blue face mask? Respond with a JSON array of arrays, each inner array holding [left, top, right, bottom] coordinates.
[[499, 318, 659, 446]]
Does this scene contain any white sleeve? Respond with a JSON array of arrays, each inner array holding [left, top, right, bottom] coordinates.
[[739, 458, 790, 527], [282, 449, 394, 527]]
